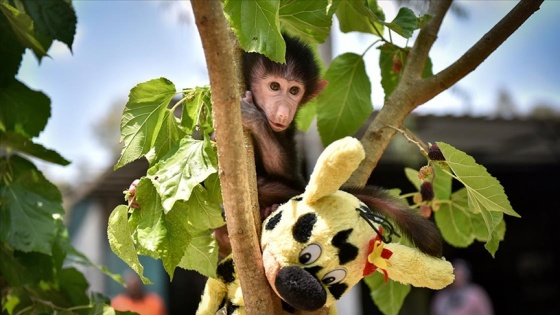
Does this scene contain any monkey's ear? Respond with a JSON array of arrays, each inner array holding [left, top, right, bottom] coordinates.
[[302, 79, 328, 104]]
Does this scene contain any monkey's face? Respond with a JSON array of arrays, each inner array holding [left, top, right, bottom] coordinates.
[[251, 76, 305, 132]]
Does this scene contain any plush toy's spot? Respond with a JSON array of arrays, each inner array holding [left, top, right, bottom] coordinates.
[[265, 210, 283, 231], [275, 266, 327, 311], [331, 229, 358, 265], [328, 282, 349, 300], [292, 213, 317, 243], [217, 257, 235, 283]]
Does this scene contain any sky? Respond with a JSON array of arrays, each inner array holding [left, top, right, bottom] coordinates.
[[17, 0, 560, 184]]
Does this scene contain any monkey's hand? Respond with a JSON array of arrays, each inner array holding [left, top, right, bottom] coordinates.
[[125, 179, 140, 209], [240, 97, 267, 131]]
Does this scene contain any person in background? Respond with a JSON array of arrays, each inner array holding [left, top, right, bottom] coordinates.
[[111, 270, 167, 315], [430, 259, 494, 315]]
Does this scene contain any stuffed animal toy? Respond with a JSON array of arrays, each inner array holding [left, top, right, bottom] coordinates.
[[197, 137, 454, 315]]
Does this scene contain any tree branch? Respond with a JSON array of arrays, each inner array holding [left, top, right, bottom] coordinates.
[[191, 1, 281, 314], [416, 0, 545, 105]]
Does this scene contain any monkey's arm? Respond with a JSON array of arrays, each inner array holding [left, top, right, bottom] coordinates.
[[342, 185, 443, 257]]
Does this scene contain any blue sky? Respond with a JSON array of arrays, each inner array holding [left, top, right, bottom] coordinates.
[[17, 0, 560, 183]]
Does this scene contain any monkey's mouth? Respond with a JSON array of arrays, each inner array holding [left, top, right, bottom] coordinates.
[[269, 121, 287, 131]]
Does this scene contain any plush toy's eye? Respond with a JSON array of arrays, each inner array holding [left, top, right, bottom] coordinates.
[[322, 269, 347, 285], [299, 243, 322, 265]]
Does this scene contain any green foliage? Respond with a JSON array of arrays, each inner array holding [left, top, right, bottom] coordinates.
[[364, 273, 411, 315], [109, 82, 223, 281], [315, 53, 372, 146], [0, 1, 123, 313]]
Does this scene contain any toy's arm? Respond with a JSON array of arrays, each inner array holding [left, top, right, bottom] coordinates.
[[196, 277, 228, 315], [384, 243, 454, 289]]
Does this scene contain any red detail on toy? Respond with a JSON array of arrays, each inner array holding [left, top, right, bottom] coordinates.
[[362, 228, 393, 281]]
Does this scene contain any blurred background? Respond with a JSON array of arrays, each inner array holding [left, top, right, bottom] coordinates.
[[17, 1, 560, 314]]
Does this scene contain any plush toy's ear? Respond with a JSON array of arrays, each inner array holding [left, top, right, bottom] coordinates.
[[304, 137, 365, 204]]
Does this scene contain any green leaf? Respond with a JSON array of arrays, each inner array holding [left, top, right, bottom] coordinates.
[[57, 267, 90, 307], [316, 53, 372, 146], [384, 7, 417, 39], [404, 168, 421, 190], [0, 155, 63, 254], [0, 131, 70, 165], [0, 15, 25, 85], [223, 0, 285, 63], [437, 142, 519, 218], [147, 137, 218, 212], [148, 109, 186, 165], [0, 244, 35, 286], [181, 87, 212, 133], [178, 228, 219, 279], [184, 185, 225, 230], [378, 43, 402, 99], [279, 0, 334, 43], [134, 179, 192, 279], [115, 78, 177, 170], [107, 205, 152, 284], [364, 273, 411, 315], [435, 188, 475, 247], [336, 0, 384, 36], [433, 162, 452, 200], [0, 3, 48, 61], [0, 79, 50, 138], [295, 98, 317, 131], [379, 44, 432, 99], [21, 0, 77, 50]]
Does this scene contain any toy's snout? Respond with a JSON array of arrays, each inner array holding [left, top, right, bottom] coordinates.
[[275, 266, 327, 311]]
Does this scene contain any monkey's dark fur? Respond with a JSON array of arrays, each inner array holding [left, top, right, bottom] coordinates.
[[241, 34, 443, 257]]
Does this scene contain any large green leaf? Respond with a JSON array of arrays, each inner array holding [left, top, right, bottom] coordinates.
[[147, 137, 218, 213], [316, 53, 372, 146], [107, 205, 152, 284], [134, 178, 193, 279], [223, 0, 285, 63], [0, 79, 50, 138], [0, 155, 63, 254], [437, 142, 519, 218], [115, 78, 177, 170], [435, 142, 516, 255], [178, 228, 219, 279], [0, 131, 70, 165], [404, 168, 421, 190], [336, 0, 384, 36], [21, 0, 77, 50], [0, 3, 48, 61], [279, 0, 334, 43], [364, 273, 411, 315]]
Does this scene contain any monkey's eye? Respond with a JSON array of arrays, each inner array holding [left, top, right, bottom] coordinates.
[[269, 82, 280, 91], [289, 86, 300, 95]]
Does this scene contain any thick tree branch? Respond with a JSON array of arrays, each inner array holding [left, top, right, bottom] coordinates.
[[348, 0, 544, 187], [191, 1, 281, 314]]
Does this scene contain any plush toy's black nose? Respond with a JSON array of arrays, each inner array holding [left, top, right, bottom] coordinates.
[[275, 266, 327, 311]]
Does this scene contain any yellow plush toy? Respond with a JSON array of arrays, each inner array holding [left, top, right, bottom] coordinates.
[[197, 137, 454, 315]]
